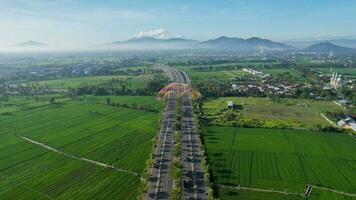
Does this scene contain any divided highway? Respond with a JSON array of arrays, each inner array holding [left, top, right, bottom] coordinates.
[[147, 92, 176, 200], [147, 64, 206, 200], [156, 64, 187, 84], [181, 94, 207, 200]]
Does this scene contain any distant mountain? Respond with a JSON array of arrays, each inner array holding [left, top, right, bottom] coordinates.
[[109, 36, 294, 52], [16, 40, 47, 47], [200, 36, 294, 52], [284, 39, 356, 49], [111, 37, 198, 47], [200, 36, 244, 46], [302, 42, 356, 54], [327, 39, 356, 49]]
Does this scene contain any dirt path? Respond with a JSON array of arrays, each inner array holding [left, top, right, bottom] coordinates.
[[21, 136, 139, 177], [216, 184, 356, 198], [333, 100, 346, 109], [320, 113, 338, 127], [312, 185, 356, 197], [216, 184, 304, 197]]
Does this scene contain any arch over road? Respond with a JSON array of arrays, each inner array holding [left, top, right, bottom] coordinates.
[[146, 64, 207, 200]]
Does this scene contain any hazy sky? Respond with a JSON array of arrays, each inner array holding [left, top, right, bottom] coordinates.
[[1, 0, 356, 46]]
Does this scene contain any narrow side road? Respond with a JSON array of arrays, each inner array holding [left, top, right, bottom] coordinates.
[[215, 184, 304, 197]]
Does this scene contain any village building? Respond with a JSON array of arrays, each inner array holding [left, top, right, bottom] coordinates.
[[227, 101, 234, 109], [337, 116, 356, 132]]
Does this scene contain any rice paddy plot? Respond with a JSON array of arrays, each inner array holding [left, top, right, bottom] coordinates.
[[217, 187, 304, 200], [0, 95, 162, 199], [203, 126, 356, 196], [125, 74, 154, 89], [30, 75, 132, 89], [187, 70, 233, 80], [0, 94, 69, 114], [259, 68, 304, 79], [85, 95, 163, 111], [177, 68, 248, 81], [217, 187, 356, 200]]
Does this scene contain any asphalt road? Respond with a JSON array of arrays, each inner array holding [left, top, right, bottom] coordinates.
[[148, 64, 207, 200], [156, 64, 186, 84], [181, 94, 207, 200], [147, 92, 177, 200]]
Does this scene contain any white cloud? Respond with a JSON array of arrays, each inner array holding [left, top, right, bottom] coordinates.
[[0, 1, 155, 45], [134, 28, 168, 39]]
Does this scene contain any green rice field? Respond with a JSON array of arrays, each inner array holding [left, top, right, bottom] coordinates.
[[218, 188, 303, 200], [30, 75, 131, 88], [125, 74, 154, 89], [218, 187, 356, 200], [0, 95, 162, 199], [259, 68, 304, 78], [0, 95, 70, 114], [203, 126, 356, 198], [103, 95, 163, 110], [185, 70, 247, 80], [175, 65, 248, 81]]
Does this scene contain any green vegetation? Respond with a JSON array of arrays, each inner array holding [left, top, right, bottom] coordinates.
[[105, 95, 163, 111], [31, 76, 131, 88], [189, 60, 355, 199], [0, 94, 69, 114], [258, 68, 299, 75], [0, 95, 162, 199], [203, 126, 356, 195], [4, 68, 168, 97], [171, 102, 182, 200], [171, 131, 183, 200], [179, 69, 248, 81], [315, 67, 356, 78], [194, 102, 216, 200], [174, 61, 305, 82], [2, 52, 355, 200], [218, 187, 356, 200], [259, 68, 304, 80], [218, 188, 303, 200], [139, 107, 163, 197], [203, 97, 343, 129], [125, 74, 153, 89], [174, 64, 250, 79]]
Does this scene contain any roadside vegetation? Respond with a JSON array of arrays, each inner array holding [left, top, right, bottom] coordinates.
[[193, 101, 217, 200], [171, 99, 182, 200], [170, 131, 183, 200]]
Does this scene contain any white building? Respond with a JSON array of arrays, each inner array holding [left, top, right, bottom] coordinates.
[[337, 116, 356, 132], [242, 68, 269, 77], [227, 101, 234, 109], [350, 123, 356, 132], [330, 71, 343, 88]]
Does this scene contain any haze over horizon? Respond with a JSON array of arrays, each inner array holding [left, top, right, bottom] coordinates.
[[1, 0, 356, 47]]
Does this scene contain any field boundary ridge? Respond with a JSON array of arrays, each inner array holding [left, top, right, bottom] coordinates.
[[312, 185, 356, 197], [216, 184, 356, 198], [320, 113, 338, 127], [21, 136, 140, 177], [215, 184, 304, 197]]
